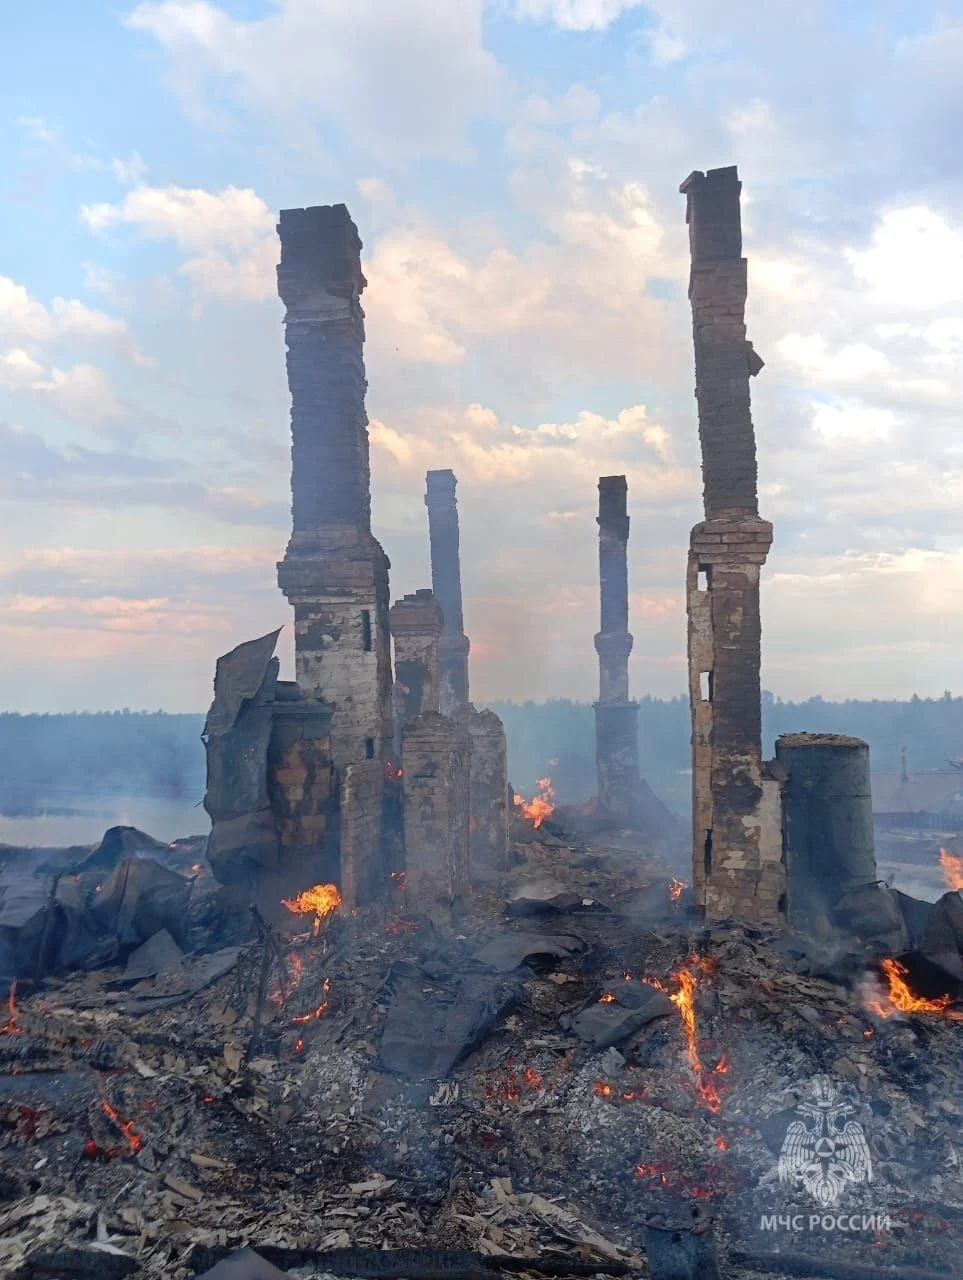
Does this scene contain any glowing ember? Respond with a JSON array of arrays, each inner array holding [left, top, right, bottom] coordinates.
[[668, 877, 687, 902], [593, 1082, 612, 1098], [513, 777, 556, 829], [390, 870, 408, 891], [290, 977, 332, 1025], [385, 760, 403, 780], [0, 982, 23, 1036], [89, 1099, 143, 1156], [939, 848, 963, 891], [599, 991, 616, 1003], [714, 1135, 728, 1150], [485, 1064, 547, 1102], [865, 958, 963, 1021]]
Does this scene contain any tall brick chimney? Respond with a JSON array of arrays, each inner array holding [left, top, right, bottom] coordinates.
[[275, 204, 393, 769], [680, 166, 784, 921], [593, 476, 642, 819], [425, 469, 470, 715]]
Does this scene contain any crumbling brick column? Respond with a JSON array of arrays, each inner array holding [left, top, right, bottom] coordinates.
[[456, 706, 510, 877], [275, 204, 393, 770], [401, 711, 471, 905], [593, 475, 641, 822], [681, 166, 784, 922], [425, 469, 470, 715], [339, 759, 385, 911], [389, 589, 443, 732]]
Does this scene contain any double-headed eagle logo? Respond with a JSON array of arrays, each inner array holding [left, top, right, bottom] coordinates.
[[777, 1076, 873, 1207]]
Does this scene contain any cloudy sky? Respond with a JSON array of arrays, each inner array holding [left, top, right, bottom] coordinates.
[[2, 0, 963, 713]]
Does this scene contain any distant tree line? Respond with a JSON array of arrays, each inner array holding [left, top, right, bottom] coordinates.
[[0, 694, 960, 820]]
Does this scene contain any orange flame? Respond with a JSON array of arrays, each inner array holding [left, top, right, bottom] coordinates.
[[599, 991, 616, 1003], [668, 877, 687, 902], [0, 982, 23, 1036], [282, 883, 342, 936], [514, 777, 556, 829], [865, 958, 963, 1020], [668, 964, 725, 1112], [939, 848, 963, 892]]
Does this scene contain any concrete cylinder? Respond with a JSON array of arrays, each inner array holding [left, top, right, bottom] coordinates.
[[775, 732, 877, 925]]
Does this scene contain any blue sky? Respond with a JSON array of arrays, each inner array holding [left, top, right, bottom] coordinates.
[[2, 0, 963, 713]]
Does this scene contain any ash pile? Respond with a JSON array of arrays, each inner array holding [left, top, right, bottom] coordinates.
[[1, 818, 962, 1280]]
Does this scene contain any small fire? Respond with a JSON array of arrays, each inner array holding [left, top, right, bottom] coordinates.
[[594, 1082, 612, 1098], [668, 877, 687, 902], [865, 958, 963, 1021], [939, 848, 963, 891], [599, 991, 617, 1003], [513, 777, 555, 829], [281, 883, 342, 935], [0, 983, 23, 1036], [290, 977, 332, 1025], [390, 870, 408, 891], [668, 964, 726, 1113], [385, 760, 403, 781], [714, 1135, 728, 1150]]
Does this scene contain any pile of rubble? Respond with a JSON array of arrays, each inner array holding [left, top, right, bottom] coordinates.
[[0, 827, 961, 1280]]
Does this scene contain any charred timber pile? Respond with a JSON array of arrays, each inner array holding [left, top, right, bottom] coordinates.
[[0, 827, 961, 1280]]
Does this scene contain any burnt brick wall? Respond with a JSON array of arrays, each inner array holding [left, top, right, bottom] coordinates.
[[390, 590, 443, 732], [401, 711, 471, 905], [339, 758, 385, 910], [457, 706, 509, 878]]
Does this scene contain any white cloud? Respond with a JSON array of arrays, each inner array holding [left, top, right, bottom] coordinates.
[[82, 183, 273, 252], [810, 402, 896, 444], [125, 0, 502, 160], [82, 183, 278, 304], [0, 275, 148, 366], [33, 363, 126, 425], [509, 0, 645, 30], [847, 206, 963, 309], [0, 348, 45, 388]]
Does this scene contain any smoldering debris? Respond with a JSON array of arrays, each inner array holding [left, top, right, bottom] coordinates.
[[0, 834, 960, 1280]]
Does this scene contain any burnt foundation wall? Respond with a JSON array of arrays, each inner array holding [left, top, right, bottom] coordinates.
[[457, 706, 510, 877], [401, 711, 471, 904], [339, 759, 385, 910], [775, 733, 877, 926]]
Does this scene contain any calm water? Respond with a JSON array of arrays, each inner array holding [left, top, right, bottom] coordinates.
[[0, 793, 209, 847]]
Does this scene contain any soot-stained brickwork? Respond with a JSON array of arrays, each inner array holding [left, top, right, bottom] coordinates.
[[401, 712, 472, 906], [339, 759, 385, 911], [425, 470, 471, 716], [681, 167, 784, 922], [389, 590, 443, 733], [276, 204, 393, 770]]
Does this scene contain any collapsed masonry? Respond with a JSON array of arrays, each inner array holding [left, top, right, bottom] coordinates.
[[202, 204, 508, 917], [681, 167, 879, 927], [593, 476, 676, 837]]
